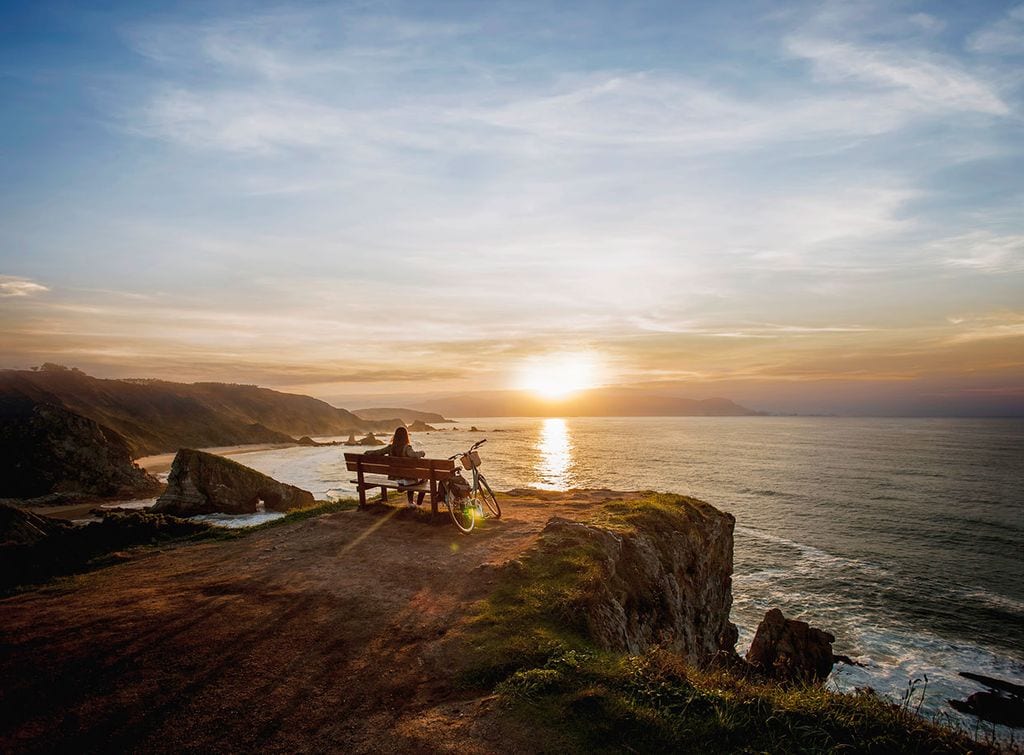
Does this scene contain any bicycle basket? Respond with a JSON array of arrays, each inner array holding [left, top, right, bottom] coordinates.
[[460, 451, 481, 470]]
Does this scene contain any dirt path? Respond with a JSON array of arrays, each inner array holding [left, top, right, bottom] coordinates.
[[0, 490, 630, 753]]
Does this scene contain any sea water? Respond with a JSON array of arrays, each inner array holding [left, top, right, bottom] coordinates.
[[215, 417, 1024, 735]]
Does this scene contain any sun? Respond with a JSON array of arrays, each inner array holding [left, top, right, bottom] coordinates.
[[517, 353, 601, 400]]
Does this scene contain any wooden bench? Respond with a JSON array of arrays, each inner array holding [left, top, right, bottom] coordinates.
[[344, 453, 456, 515]]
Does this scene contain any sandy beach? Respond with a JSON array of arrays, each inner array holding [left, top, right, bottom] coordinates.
[[135, 443, 300, 475]]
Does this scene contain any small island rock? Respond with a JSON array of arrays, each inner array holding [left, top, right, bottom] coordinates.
[[746, 608, 836, 683], [152, 449, 314, 516]]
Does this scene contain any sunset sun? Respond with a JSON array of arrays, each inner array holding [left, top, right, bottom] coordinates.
[[517, 353, 601, 400]]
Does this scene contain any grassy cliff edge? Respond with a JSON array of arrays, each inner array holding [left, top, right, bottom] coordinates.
[[457, 493, 1000, 754]]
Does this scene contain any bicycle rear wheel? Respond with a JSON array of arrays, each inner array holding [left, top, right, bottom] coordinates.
[[446, 488, 475, 533], [477, 474, 501, 519]]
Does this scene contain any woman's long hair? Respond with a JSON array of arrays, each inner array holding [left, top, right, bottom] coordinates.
[[390, 425, 411, 452]]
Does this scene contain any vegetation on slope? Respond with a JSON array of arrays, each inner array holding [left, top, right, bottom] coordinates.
[[460, 493, 1000, 754]]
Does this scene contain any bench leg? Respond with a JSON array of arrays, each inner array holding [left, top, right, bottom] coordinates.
[[357, 485, 366, 509], [380, 487, 388, 503]]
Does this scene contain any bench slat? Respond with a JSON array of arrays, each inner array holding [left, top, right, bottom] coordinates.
[[343, 453, 455, 477], [351, 475, 430, 492]]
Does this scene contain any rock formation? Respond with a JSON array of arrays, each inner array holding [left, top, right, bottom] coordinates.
[[0, 398, 162, 500], [0, 502, 75, 546], [152, 449, 315, 516], [529, 498, 737, 666], [345, 433, 383, 446], [1, 503, 212, 589], [407, 420, 437, 432], [746, 608, 836, 682]]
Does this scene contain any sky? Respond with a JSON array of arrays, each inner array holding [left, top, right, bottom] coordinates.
[[1, 0, 1023, 415]]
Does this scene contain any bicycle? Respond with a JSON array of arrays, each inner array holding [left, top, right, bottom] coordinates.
[[444, 439, 501, 533]]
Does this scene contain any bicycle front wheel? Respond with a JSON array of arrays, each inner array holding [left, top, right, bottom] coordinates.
[[446, 488, 475, 533], [477, 474, 501, 519]]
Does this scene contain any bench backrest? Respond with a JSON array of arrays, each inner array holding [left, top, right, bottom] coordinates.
[[344, 453, 456, 481]]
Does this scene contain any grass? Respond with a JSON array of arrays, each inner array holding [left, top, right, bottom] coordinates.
[[459, 492, 1005, 754]]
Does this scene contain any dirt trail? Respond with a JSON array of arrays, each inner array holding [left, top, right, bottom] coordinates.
[[0, 490, 631, 753]]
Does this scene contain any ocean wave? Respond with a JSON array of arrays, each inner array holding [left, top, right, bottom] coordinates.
[[735, 525, 889, 578]]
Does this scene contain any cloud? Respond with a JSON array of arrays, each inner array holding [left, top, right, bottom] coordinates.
[[967, 4, 1024, 56], [0, 276, 49, 297], [786, 36, 1009, 115], [935, 232, 1024, 273]]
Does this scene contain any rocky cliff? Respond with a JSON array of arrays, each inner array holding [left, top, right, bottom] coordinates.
[[0, 398, 162, 500], [472, 493, 737, 673], [539, 499, 736, 664], [153, 449, 315, 516]]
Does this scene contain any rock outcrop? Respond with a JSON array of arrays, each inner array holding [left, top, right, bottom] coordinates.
[[152, 449, 315, 516], [1, 503, 212, 589], [407, 420, 437, 432], [746, 608, 836, 682], [0, 502, 75, 546], [345, 433, 383, 446], [529, 497, 737, 666], [0, 398, 162, 500]]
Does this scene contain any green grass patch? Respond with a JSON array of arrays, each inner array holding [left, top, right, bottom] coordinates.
[[460, 492, 1002, 754]]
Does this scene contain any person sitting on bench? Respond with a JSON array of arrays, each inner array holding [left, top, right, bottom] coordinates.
[[365, 426, 427, 506]]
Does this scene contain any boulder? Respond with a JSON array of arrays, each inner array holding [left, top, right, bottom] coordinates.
[[746, 608, 836, 682], [0, 398, 162, 500], [530, 497, 737, 666], [152, 449, 315, 516], [949, 691, 1024, 728]]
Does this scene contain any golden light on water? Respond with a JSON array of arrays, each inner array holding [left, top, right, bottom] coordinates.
[[517, 352, 601, 400], [535, 417, 573, 490]]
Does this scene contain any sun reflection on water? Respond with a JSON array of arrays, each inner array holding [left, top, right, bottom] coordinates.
[[535, 417, 573, 490]]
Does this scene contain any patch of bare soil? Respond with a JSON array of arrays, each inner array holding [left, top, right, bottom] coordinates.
[[0, 490, 637, 753]]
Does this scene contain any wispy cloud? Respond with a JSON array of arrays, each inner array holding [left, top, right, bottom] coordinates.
[[967, 4, 1024, 56], [0, 276, 49, 297], [936, 232, 1024, 273], [786, 36, 1008, 115]]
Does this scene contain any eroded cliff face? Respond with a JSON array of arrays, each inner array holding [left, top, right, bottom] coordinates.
[[0, 399, 161, 500], [526, 495, 738, 666], [153, 449, 315, 516]]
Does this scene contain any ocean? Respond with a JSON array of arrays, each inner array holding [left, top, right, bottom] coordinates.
[[180, 416, 1024, 734]]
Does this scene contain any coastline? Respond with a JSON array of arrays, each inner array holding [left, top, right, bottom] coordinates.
[[135, 442, 301, 475]]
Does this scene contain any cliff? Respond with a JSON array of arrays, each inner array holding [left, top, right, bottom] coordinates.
[[0, 489, 987, 754], [354, 407, 453, 424], [0, 366, 377, 457], [460, 493, 736, 685], [0, 397, 162, 499]]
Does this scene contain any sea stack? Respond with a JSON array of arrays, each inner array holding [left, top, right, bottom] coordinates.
[[153, 449, 314, 516]]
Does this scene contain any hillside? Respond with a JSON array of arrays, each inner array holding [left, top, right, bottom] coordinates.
[[353, 407, 453, 424], [416, 387, 761, 418], [0, 491, 988, 753], [0, 366, 376, 457]]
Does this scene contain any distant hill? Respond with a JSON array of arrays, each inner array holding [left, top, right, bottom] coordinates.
[[415, 387, 762, 418], [354, 407, 453, 424], [0, 366, 378, 457]]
